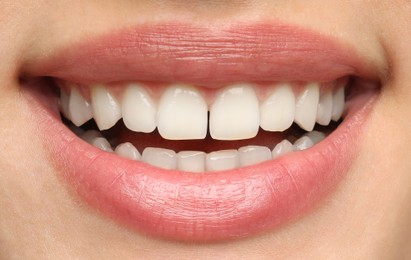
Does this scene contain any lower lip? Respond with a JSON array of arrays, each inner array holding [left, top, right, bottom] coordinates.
[[28, 84, 376, 242]]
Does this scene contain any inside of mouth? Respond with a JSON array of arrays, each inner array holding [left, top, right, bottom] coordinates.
[[48, 77, 367, 173]]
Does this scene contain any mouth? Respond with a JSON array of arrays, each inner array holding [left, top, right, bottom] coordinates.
[[22, 22, 381, 242]]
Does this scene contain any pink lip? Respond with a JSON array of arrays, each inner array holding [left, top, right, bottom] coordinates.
[[26, 22, 379, 241]]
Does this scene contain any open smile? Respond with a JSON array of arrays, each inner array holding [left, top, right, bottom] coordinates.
[[22, 22, 381, 241]]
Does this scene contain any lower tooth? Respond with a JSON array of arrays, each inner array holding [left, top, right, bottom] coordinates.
[[81, 130, 102, 143], [272, 140, 294, 159], [305, 131, 326, 144], [115, 142, 141, 160], [91, 137, 113, 152], [206, 150, 240, 171], [239, 146, 271, 167], [142, 147, 177, 170], [293, 136, 314, 151], [177, 151, 206, 173]]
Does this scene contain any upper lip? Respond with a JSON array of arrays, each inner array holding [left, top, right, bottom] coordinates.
[[26, 22, 380, 86], [25, 21, 381, 242]]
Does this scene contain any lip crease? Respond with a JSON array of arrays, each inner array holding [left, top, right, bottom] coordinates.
[[25, 22, 379, 241]]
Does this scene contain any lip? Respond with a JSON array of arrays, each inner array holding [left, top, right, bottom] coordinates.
[[25, 22, 380, 241]]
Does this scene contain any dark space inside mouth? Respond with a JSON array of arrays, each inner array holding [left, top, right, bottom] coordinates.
[[62, 115, 340, 153]]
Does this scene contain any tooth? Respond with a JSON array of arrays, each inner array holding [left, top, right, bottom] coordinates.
[[91, 85, 121, 130], [91, 137, 113, 152], [332, 87, 345, 121], [238, 146, 271, 167], [305, 131, 326, 144], [157, 85, 207, 140], [294, 83, 320, 131], [122, 84, 156, 133], [316, 90, 333, 126], [260, 84, 295, 132], [206, 150, 240, 171], [115, 142, 141, 160], [60, 89, 71, 119], [210, 84, 259, 140], [69, 88, 93, 126], [272, 140, 294, 159], [81, 130, 102, 143], [294, 136, 314, 151], [177, 151, 206, 173], [142, 147, 177, 170]]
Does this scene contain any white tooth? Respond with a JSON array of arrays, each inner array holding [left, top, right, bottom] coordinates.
[[81, 130, 102, 143], [238, 146, 271, 167], [60, 89, 71, 119], [316, 90, 333, 126], [91, 137, 113, 152], [115, 142, 141, 160], [142, 147, 177, 170], [122, 84, 156, 133], [157, 85, 207, 140], [332, 87, 345, 121], [260, 84, 295, 132], [294, 83, 320, 131], [206, 150, 240, 171], [305, 131, 326, 144], [272, 140, 294, 159], [210, 84, 259, 140], [91, 86, 121, 130], [177, 151, 206, 173], [294, 136, 314, 151], [69, 88, 93, 126]]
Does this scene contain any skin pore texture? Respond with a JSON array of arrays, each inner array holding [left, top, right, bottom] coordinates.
[[1, 0, 411, 259]]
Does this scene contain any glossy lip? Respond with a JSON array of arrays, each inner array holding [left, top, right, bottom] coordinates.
[[25, 22, 380, 241]]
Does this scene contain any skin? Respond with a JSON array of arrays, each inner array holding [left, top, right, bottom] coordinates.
[[1, 0, 411, 259]]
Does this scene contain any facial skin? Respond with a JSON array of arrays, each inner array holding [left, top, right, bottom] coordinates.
[[1, 0, 411, 259]]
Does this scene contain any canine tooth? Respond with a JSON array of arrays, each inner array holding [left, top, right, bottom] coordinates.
[[332, 87, 345, 121], [295, 83, 320, 131], [157, 85, 207, 140], [69, 88, 93, 126], [206, 150, 240, 171], [142, 147, 177, 170], [305, 131, 326, 144], [316, 90, 333, 126], [91, 137, 113, 152], [122, 84, 156, 133], [60, 89, 71, 119], [260, 84, 295, 132], [91, 86, 121, 130], [294, 136, 314, 151], [210, 84, 259, 140], [81, 130, 102, 143], [272, 140, 294, 159], [177, 151, 206, 173], [239, 146, 271, 167], [115, 142, 141, 160]]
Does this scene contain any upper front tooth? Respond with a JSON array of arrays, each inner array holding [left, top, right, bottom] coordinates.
[[157, 85, 207, 140], [91, 86, 122, 130], [294, 83, 320, 131], [260, 84, 295, 132], [332, 87, 345, 121], [316, 90, 333, 126], [122, 84, 156, 133], [69, 88, 93, 126], [210, 84, 259, 140]]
